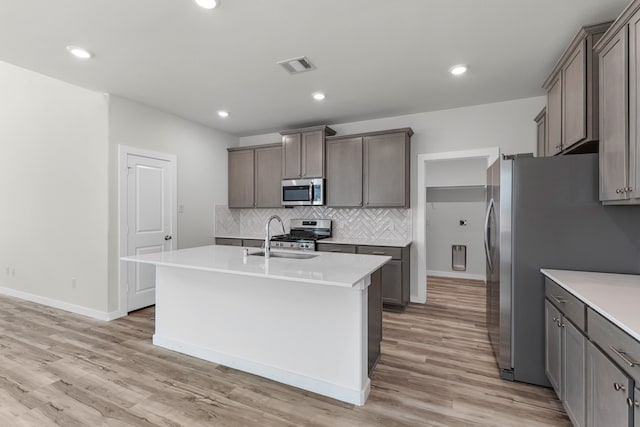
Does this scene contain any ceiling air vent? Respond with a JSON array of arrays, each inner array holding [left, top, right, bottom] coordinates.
[[277, 56, 316, 74]]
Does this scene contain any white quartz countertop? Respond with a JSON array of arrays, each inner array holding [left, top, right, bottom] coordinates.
[[214, 235, 412, 247], [123, 245, 391, 288], [541, 269, 640, 342]]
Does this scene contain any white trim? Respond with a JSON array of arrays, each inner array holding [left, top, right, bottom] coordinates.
[[426, 270, 486, 282], [414, 147, 499, 303], [0, 286, 116, 321], [153, 334, 371, 406], [118, 145, 178, 316]]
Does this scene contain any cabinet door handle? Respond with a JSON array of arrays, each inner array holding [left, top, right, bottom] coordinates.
[[551, 295, 566, 305], [610, 346, 639, 368], [628, 398, 640, 408], [552, 316, 559, 322], [614, 382, 626, 392], [616, 189, 621, 194]]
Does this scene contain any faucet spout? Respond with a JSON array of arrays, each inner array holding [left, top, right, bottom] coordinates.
[[264, 215, 285, 259]]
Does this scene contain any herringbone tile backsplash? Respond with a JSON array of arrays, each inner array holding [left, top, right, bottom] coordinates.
[[215, 205, 411, 241]]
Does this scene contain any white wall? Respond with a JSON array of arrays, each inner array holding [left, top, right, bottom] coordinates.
[[426, 157, 487, 279], [107, 96, 238, 312], [0, 61, 110, 313], [239, 96, 546, 300]]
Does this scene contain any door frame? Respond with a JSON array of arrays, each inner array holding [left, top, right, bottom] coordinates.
[[118, 145, 177, 316], [414, 147, 499, 304]]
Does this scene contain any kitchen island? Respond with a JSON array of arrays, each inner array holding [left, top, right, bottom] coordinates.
[[122, 245, 390, 405]]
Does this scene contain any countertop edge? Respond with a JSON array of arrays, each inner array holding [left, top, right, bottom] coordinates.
[[122, 252, 392, 289], [540, 268, 640, 343]]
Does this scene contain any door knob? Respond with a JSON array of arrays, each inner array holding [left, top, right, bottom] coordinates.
[[164, 235, 172, 241]]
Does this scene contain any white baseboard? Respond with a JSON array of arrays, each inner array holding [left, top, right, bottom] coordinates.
[[153, 334, 370, 406], [0, 286, 114, 321], [427, 270, 486, 282]]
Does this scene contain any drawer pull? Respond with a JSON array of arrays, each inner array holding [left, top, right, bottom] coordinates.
[[628, 398, 640, 408], [610, 346, 639, 368], [614, 382, 626, 392], [330, 250, 344, 253], [551, 295, 566, 304], [370, 251, 387, 255]]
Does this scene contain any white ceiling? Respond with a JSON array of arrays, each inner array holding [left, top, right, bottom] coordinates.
[[0, 0, 631, 136]]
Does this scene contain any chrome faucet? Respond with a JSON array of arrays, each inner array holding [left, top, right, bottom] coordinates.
[[264, 215, 285, 259]]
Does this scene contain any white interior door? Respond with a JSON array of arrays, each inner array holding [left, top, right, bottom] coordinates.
[[126, 154, 175, 312]]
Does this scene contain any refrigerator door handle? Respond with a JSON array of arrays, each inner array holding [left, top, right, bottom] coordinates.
[[484, 198, 494, 271]]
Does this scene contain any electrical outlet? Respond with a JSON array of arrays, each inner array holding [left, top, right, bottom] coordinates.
[[71, 277, 77, 289]]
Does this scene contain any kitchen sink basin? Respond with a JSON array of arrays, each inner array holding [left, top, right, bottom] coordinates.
[[248, 251, 318, 260]]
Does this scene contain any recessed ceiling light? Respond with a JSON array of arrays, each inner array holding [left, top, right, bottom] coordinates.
[[312, 92, 326, 101], [217, 110, 230, 118], [449, 64, 468, 76], [66, 46, 93, 59], [194, 0, 219, 9]]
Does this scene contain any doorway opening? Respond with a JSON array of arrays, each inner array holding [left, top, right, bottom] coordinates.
[[415, 148, 499, 302]]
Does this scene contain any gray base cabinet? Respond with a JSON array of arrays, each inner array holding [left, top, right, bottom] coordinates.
[[368, 268, 382, 374], [215, 238, 263, 248], [545, 301, 562, 394], [586, 341, 632, 427], [545, 279, 587, 427], [545, 276, 640, 427], [564, 319, 586, 427], [317, 243, 410, 311]]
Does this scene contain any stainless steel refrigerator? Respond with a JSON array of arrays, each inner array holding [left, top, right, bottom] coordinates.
[[484, 153, 640, 386]]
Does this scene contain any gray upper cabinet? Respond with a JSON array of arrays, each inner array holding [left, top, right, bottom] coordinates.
[[543, 22, 610, 155], [280, 126, 336, 179], [546, 75, 563, 156], [563, 40, 587, 146], [228, 148, 255, 208], [595, 4, 640, 204], [228, 143, 282, 208], [255, 144, 283, 208], [535, 108, 546, 157], [599, 26, 629, 202], [282, 133, 301, 179], [363, 130, 411, 208], [326, 128, 412, 208], [326, 137, 363, 207]]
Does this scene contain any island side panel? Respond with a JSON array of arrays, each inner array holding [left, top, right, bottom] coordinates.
[[153, 265, 370, 405]]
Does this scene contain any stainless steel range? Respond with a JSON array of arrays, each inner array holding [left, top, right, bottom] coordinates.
[[270, 219, 331, 251]]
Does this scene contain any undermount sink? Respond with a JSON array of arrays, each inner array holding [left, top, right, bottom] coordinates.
[[248, 251, 318, 260]]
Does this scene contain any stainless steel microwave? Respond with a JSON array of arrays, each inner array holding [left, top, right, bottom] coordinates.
[[281, 178, 324, 206]]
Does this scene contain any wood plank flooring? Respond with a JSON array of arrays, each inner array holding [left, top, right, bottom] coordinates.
[[0, 276, 570, 426]]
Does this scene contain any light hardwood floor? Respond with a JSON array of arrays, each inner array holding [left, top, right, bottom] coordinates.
[[0, 277, 570, 426]]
